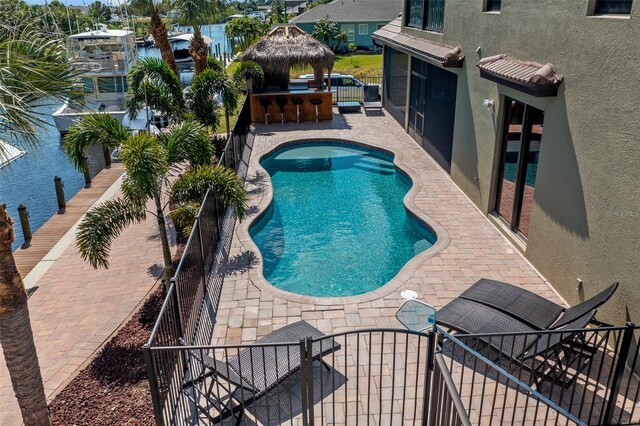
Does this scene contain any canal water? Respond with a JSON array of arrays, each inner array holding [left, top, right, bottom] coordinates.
[[0, 23, 229, 252]]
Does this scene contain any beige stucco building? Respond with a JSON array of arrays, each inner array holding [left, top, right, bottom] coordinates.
[[373, 0, 640, 325]]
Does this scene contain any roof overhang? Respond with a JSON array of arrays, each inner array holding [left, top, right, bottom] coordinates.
[[372, 18, 463, 69], [477, 54, 563, 97]]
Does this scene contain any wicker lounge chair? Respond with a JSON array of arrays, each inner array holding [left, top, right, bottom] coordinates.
[[181, 320, 340, 424], [459, 278, 618, 329], [436, 298, 598, 387], [363, 85, 383, 115]]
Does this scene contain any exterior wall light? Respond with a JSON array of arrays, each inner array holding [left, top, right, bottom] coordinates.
[[483, 99, 495, 110]]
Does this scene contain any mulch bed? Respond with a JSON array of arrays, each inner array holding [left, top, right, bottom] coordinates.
[[49, 284, 166, 425], [49, 229, 189, 424]]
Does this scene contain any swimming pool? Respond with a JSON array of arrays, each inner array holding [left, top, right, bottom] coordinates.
[[250, 142, 437, 297]]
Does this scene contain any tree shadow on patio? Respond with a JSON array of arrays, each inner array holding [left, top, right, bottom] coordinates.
[[147, 263, 164, 279], [221, 250, 259, 277]]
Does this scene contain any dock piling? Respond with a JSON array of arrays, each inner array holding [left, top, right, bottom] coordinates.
[[17, 204, 32, 246], [54, 176, 66, 213]]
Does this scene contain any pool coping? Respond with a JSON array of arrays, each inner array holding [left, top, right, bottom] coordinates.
[[236, 136, 451, 306]]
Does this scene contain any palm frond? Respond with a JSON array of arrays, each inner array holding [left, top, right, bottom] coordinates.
[[0, 28, 78, 150], [232, 61, 265, 90], [120, 133, 168, 203], [170, 164, 247, 220], [161, 119, 212, 166], [125, 57, 184, 119], [76, 198, 147, 269], [169, 202, 199, 235], [189, 68, 237, 129], [172, 0, 220, 27], [64, 113, 129, 170]]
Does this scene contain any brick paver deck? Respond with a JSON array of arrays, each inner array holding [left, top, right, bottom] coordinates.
[[209, 110, 568, 424], [0, 174, 172, 425]]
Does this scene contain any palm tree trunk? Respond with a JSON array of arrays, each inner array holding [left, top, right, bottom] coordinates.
[[154, 196, 174, 281], [150, 10, 178, 75], [189, 28, 209, 77], [0, 205, 50, 426], [102, 144, 111, 169]]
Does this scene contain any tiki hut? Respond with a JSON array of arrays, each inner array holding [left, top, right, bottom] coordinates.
[[242, 25, 334, 91]]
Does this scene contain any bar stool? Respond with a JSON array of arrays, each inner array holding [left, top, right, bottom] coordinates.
[[275, 97, 288, 124], [259, 98, 272, 125], [291, 97, 304, 123], [310, 98, 323, 123]]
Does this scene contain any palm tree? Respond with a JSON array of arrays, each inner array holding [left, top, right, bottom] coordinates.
[[0, 28, 77, 426], [125, 57, 185, 121], [189, 68, 239, 136], [69, 117, 247, 280], [232, 60, 264, 94], [64, 113, 129, 171], [127, 0, 178, 74], [334, 30, 348, 53], [313, 17, 338, 47], [172, 0, 222, 76]]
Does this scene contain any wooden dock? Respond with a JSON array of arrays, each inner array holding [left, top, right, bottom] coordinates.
[[13, 163, 125, 277]]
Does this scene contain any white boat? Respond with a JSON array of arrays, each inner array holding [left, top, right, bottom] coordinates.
[[168, 33, 213, 65], [0, 141, 26, 169], [53, 24, 138, 134]]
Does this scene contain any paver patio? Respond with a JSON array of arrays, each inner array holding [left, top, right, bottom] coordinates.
[[208, 110, 572, 424], [0, 179, 172, 425], [214, 109, 562, 345]]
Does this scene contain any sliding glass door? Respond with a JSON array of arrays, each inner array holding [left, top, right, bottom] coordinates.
[[408, 57, 457, 173], [494, 98, 544, 238]]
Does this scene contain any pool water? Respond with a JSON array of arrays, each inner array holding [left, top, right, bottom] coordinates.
[[250, 143, 436, 297]]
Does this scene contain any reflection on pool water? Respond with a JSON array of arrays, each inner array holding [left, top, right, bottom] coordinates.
[[250, 142, 437, 297]]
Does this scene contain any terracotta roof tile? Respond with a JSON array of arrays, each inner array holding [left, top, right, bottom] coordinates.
[[477, 55, 562, 86]]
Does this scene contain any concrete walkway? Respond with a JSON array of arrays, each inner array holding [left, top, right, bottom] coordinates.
[[0, 172, 172, 425]]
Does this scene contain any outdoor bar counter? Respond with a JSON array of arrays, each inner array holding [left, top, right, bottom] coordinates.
[[249, 90, 333, 123]]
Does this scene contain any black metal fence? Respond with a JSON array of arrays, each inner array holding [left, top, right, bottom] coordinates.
[[333, 76, 382, 104], [144, 95, 253, 423], [148, 329, 434, 425], [144, 95, 640, 425], [438, 324, 640, 425]]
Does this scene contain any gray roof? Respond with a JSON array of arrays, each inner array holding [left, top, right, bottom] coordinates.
[[290, 0, 402, 24]]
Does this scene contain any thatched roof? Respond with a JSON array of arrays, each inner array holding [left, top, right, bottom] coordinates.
[[241, 25, 334, 76]]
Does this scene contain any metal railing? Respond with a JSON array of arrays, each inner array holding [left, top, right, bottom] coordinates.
[[435, 329, 587, 425], [333, 76, 382, 104], [144, 95, 253, 423], [439, 324, 640, 425], [148, 328, 434, 425], [144, 95, 640, 426]]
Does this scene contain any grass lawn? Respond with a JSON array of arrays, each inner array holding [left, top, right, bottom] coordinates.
[[217, 94, 245, 136], [227, 54, 382, 79], [290, 54, 382, 78], [226, 59, 241, 76]]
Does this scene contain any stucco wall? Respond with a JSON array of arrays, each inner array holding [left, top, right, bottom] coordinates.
[[396, 0, 640, 325]]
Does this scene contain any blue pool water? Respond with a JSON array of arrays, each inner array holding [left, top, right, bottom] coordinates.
[[250, 143, 437, 297]]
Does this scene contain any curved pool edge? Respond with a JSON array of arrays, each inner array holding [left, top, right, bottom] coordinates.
[[235, 137, 451, 306]]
